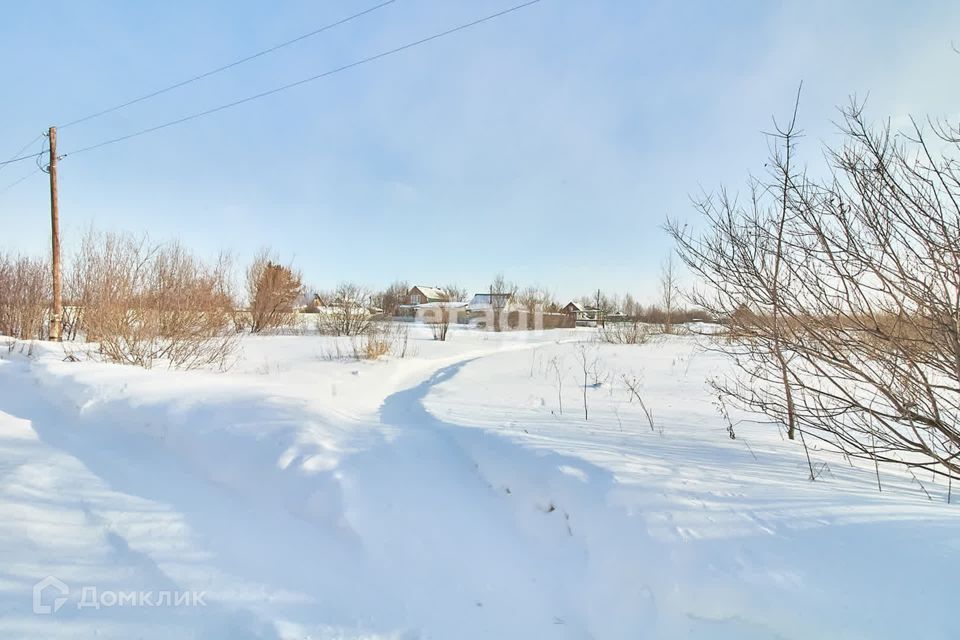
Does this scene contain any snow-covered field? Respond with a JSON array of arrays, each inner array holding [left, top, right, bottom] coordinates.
[[0, 326, 956, 639]]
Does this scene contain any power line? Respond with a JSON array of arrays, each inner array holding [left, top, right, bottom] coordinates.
[[0, 137, 46, 196], [0, 167, 43, 196], [36, 135, 50, 173], [0, 151, 45, 168], [0, 151, 47, 168], [57, 0, 398, 130], [0, 133, 44, 172], [1, 2, 396, 167], [63, 0, 541, 159]]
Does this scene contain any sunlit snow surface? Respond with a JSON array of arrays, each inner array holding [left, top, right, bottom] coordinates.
[[0, 326, 955, 639]]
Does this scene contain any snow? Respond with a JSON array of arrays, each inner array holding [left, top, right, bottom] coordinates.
[[0, 329, 956, 639]]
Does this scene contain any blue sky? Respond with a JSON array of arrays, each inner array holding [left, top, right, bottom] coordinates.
[[2, 0, 958, 302]]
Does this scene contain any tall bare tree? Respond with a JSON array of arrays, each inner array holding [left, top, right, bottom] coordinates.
[[246, 249, 303, 333], [517, 285, 554, 329], [374, 280, 409, 317], [659, 256, 680, 335], [442, 283, 468, 303], [488, 273, 516, 331]]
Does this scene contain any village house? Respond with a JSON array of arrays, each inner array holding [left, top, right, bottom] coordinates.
[[464, 292, 515, 328], [396, 285, 453, 319], [403, 286, 449, 306], [467, 292, 514, 313], [605, 310, 628, 323], [561, 301, 600, 326]]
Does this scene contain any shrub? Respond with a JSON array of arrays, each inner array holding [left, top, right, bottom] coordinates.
[[321, 321, 412, 360], [246, 249, 303, 333], [599, 321, 652, 344], [72, 230, 238, 370], [0, 253, 50, 340], [316, 283, 374, 336]]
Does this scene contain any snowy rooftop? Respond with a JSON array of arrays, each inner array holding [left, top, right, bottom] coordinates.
[[412, 285, 448, 300]]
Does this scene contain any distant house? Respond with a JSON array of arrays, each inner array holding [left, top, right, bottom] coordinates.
[[395, 285, 451, 318], [404, 286, 449, 306], [560, 301, 585, 316], [561, 301, 600, 326], [465, 292, 515, 329], [467, 292, 514, 313], [300, 293, 326, 313]]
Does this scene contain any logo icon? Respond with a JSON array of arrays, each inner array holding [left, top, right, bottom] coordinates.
[[33, 576, 69, 614]]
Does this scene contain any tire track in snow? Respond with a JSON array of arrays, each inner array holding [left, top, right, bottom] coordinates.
[[333, 359, 662, 639]]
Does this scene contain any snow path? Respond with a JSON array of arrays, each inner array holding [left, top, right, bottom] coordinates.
[[0, 342, 664, 638], [350, 359, 656, 637]]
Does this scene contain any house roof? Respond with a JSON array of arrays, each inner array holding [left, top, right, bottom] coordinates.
[[416, 301, 468, 309], [467, 293, 514, 311], [411, 285, 448, 300], [469, 292, 512, 303], [473, 292, 513, 299], [563, 301, 585, 312]]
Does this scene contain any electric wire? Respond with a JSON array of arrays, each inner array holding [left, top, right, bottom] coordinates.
[[0, 167, 43, 196], [57, 0, 398, 129], [0, 133, 44, 171], [61, 0, 541, 159], [0, 137, 46, 195]]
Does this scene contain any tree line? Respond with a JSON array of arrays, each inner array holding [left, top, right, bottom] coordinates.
[[0, 229, 702, 367]]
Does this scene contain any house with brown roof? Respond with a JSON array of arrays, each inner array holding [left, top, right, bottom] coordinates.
[[561, 301, 600, 326], [395, 285, 452, 318], [403, 286, 449, 306]]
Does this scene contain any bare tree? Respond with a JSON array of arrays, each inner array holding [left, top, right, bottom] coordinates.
[[667, 88, 802, 438], [429, 302, 452, 341], [765, 85, 802, 441], [246, 249, 303, 333], [669, 95, 960, 486], [659, 256, 680, 335], [488, 273, 517, 331], [576, 344, 599, 421], [623, 293, 638, 319], [623, 375, 656, 432], [517, 285, 554, 329], [420, 284, 468, 339], [374, 280, 410, 317], [594, 289, 604, 327], [317, 283, 374, 336], [549, 355, 567, 415], [442, 283, 468, 303]]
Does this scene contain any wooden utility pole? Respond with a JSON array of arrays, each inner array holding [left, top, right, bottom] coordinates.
[[48, 126, 63, 341]]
